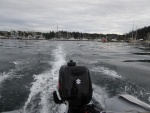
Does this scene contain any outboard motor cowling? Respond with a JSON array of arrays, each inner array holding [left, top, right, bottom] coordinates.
[[54, 60, 93, 107]]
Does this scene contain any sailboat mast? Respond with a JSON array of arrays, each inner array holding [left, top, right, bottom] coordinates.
[[135, 26, 138, 40], [132, 21, 134, 40], [57, 25, 58, 38]]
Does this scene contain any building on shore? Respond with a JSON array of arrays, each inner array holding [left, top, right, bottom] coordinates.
[[10, 30, 19, 39]]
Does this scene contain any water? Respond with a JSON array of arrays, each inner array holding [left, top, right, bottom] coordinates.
[[0, 39, 150, 113]]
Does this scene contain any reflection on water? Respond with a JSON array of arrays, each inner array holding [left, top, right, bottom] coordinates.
[[123, 60, 150, 63], [133, 52, 150, 55]]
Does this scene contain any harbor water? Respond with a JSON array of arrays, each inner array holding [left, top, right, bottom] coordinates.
[[0, 39, 150, 113]]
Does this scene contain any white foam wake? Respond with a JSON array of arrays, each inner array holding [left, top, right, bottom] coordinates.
[[92, 84, 108, 109], [23, 45, 66, 113], [0, 72, 10, 85], [90, 66, 122, 78], [0, 69, 19, 85], [0, 59, 30, 85]]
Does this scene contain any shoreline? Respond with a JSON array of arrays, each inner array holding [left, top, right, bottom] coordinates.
[[0, 38, 150, 45], [0, 38, 90, 41]]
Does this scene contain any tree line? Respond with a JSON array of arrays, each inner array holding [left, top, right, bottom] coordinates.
[[1, 25, 150, 40], [0, 30, 118, 40], [122, 26, 150, 40]]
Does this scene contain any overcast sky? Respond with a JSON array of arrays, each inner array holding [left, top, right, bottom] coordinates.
[[0, 0, 150, 34]]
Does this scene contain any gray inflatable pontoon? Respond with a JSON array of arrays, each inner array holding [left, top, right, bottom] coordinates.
[[104, 94, 150, 112]]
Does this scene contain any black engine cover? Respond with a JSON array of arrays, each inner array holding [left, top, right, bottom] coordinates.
[[58, 64, 92, 107]]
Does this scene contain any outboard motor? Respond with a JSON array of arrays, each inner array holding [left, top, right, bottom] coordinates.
[[53, 60, 93, 112]]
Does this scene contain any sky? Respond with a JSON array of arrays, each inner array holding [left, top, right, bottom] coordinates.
[[0, 0, 150, 34]]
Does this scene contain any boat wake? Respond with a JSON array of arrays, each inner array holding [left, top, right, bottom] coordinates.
[[90, 66, 122, 79], [0, 71, 12, 85], [23, 45, 66, 113], [0, 62, 25, 86], [21, 44, 110, 113], [92, 84, 108, 109]]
